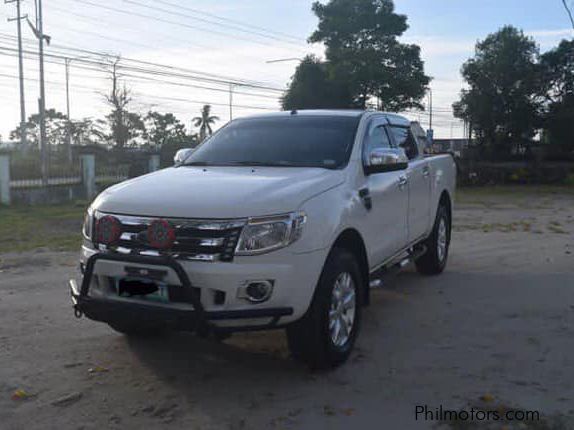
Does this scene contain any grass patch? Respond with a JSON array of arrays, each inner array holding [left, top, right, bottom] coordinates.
[[547, 222, 567, 234], [454, 220, 533, 233], [0, 202, 86, 253]]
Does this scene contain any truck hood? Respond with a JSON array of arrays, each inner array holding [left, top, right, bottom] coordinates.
[[93, 166, 345, 219]]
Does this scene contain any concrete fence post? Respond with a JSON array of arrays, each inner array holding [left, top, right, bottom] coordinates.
[[148, 154, 160, 173], [80, 154, 96, 200], [0, 154, 11, 205]]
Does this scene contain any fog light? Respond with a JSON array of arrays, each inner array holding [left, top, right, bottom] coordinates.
[[239, 280, 274, 303]]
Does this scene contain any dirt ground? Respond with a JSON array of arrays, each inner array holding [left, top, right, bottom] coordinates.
[[1, 188, 573, 430]]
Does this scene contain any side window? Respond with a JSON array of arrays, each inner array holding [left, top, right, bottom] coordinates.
[[363, 121, 393, 163], [390, 126, 419, 160]]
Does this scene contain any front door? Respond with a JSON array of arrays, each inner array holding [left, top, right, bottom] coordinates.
[[361, 118, 409, 265]]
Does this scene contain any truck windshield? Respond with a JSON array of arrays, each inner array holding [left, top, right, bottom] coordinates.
[[183, 115, 361, 169]]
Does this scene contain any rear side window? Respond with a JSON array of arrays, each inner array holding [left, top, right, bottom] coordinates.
[[389, 126, 419, 160]]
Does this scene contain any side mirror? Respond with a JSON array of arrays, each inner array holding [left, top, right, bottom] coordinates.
[[364, 147, 408, 175], [174, 148, 194, 166]]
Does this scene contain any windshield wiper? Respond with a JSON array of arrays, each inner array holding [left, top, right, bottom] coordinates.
[[224, 161, 300, 167], [182, 161, 214, 167], [183, 160, 336, 169], [230, 161, 340, 169], [183, 161, 291, 167]]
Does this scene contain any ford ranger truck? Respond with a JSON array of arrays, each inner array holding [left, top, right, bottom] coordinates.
[[69, 110, 456, 369]]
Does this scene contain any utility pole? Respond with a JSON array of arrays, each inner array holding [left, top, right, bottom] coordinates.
[[229, 84, 234, 121], [428, 87, 433, 131], [426, 86, 434, 144], [65, 58, 72, 162], [36, 0, 48, 184], [6, 0, 28, 146]]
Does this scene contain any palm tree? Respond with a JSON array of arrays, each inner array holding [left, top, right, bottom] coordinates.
[[193, 105, 219, 142]]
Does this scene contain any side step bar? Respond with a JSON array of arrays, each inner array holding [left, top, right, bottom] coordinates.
[[369, 245, 427, 288]]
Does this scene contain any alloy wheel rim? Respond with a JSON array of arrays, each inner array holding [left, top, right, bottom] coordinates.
[[437, 217, 447, 262], [329, 272, 356, 348]]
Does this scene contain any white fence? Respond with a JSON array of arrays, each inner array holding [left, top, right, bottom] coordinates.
[[0, 154, 159, 205], [10, 176, 83, 189]]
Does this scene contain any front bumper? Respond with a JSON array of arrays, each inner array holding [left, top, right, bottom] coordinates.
[[70, 250, 323, 332]]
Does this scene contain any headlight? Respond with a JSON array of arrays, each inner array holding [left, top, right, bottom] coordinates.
[[82, 207, 94, 240], [235, 212, 307, 255]]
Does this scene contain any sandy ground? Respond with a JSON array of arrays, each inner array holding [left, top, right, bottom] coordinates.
[[1, 190, 573, 430]]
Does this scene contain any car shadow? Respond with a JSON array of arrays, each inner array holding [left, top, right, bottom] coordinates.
[[118, 271, 422, 417], [112, 269, 574, 428]]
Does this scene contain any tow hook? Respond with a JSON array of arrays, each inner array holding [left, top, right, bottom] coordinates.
[[73, 306, 83, 319]]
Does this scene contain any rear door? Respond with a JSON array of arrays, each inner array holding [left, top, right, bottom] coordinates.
[[361, 117, 409, 265], [389, 125, 432, 243]]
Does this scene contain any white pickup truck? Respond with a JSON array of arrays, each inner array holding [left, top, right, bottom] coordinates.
[[70, 110, 456, 369]]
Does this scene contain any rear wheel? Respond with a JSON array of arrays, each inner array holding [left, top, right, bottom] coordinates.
[[415, 203, 451, 275], [286, 248, 363, 369]]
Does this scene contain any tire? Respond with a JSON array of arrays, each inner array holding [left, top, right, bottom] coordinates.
[[286, 248, 363, 370], [415, 203, 451, 275], [108, 322, 168, 337]]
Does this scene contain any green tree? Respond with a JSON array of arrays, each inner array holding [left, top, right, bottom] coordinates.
[[11, 112, 106, 150], [309, 0, 430, 110], [282, 55, 352, 110], [540, 39, 574, 154], [453, 26, 542, 158], [143, 111, 187, 148], [193, 105, 219, 142], [104, 57, 144, 148], [10, 109, 67, 146], [68, 118, 106, 146]]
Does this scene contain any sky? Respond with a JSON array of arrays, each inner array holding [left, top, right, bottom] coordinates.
[[0, 0, 573, 142]]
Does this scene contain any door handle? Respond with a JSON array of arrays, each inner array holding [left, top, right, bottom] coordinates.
[[398, 176, 408, 189], [422, 166, 430, 178]]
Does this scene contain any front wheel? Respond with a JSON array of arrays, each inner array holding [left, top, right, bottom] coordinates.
[[415, 203, 451, 275], [286, 248, 363, 370]]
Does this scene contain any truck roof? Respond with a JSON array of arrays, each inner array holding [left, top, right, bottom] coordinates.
[[240, 109, 365, 119], [238, 109, 410, 126]]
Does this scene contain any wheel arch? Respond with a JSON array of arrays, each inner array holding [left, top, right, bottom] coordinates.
[[438, 189, 452, 242], [330, 228, 370, 306]]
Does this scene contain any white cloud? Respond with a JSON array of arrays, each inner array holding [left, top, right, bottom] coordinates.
[[527, 28, 574, 38]]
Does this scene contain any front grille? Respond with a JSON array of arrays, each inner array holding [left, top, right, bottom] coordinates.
[[94, 212, 245, 262]]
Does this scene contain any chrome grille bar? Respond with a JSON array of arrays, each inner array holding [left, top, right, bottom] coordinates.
[[96, 212, 246, 262]]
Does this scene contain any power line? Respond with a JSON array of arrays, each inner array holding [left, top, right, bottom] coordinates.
[[0, 50, 281, 101], [153, 0, 305, 43], [562, 0, 574, 29], [0, 32, 276, 87], [0, 36, 286, 91], [72, 0, 308, 54], [45, 2, 296, 77], [0, 36, 283, 121], [0, 71, 278, 111], [120, 0, 306, 47]]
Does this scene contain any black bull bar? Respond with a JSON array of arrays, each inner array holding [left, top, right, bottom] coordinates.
[[69, 252, 293, 332]]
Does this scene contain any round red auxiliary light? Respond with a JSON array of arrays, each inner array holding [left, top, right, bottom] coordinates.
[[96, 215, 122, 245], [147, 219, 176, 250]]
